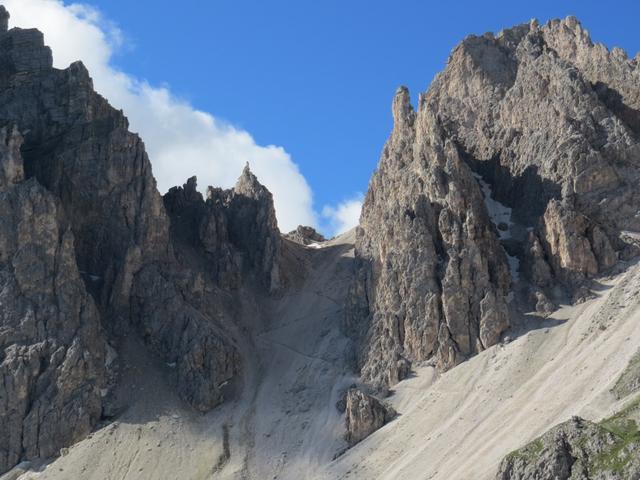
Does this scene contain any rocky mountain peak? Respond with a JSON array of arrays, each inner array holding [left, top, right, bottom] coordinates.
[[285, 225, 326, 245], [235, 162, 270, 199], [392, 85, 415, 130], [0, 21, 52, 73], [348, 12, 640, 390], [0, 8, 285, 473], [2, 8, 640, 478]]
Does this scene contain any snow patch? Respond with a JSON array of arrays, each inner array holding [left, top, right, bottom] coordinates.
[[473, 173, 520, 280]]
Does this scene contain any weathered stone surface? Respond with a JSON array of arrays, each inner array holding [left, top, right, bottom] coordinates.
[[152, 169, 284, 411], [0, 124, 23, 190], [226, 164, 282, 292], [497, 413, 640, 480], [0, 9, 285, 472], [349, 16, 640, 389], [537, 199, 617, 285], [285, 225, 326, 246], [0, 26, 170, 318], [425, 17, 639, 277], [344, 388, 396, 445], [163, 169, 283, 293], [0, 171, 106, 472], [0, 6, 8, 34], [0, 27, 52, 74], [349, 86, 511, 389], [131, 263, 241, 412]]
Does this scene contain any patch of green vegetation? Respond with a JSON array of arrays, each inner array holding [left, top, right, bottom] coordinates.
[[502, 397, 640, 475], [589, 398, 640, 474], [612, 350, 640, 399], [505, 438, 545, 463], [588, 436, 638, 474], [600, 396, 640, 430]]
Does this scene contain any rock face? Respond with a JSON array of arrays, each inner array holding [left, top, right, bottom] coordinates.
[[497, 414, 640, 480], [0, 129, 106, 473], [349, 16, 640, 389], [0, 9, 284, 473], [537, 200, 616, 285], [425, 17, 640, 302], [0, 125, 23, 188], [225, 164, 283, 292], [349, 86, 511, 389], [285, 225, 326, 246], [0, 11, 171, 327], [163, 166, 283, 293], [3, 7, 640, 476], [148, 169, 284, 411], [344, 388, 396, 445]]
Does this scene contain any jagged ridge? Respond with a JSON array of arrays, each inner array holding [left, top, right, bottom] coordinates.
[[347, 15, 640, 392]]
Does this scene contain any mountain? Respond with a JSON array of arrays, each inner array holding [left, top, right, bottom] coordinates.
[[0, 7, 639, 480], [0, 4, 287, 472]]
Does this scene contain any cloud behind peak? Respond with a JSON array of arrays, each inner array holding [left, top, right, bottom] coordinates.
[[4, 0, 316, 231]]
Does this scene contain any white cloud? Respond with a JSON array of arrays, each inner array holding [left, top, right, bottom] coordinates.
[[3, 0, 316, 232], [321, 194, 363, 237]]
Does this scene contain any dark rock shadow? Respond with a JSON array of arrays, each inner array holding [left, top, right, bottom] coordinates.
[[592, 81, 640, 138]]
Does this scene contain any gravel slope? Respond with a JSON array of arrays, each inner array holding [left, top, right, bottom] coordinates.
[[324, 262, 640, 480], [6, 234, 640, 480]]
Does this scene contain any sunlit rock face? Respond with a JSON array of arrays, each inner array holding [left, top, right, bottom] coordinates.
[[349, 16, 640, 389]]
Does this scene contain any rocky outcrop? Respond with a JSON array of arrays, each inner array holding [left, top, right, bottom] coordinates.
[[497, 413, 640, 480], [0, 18, 172, 382], [537, 200, 616, 283], [163, 176, 238, 287], [226, 164, 282, 292], [131, 263, 241, 412], [344, 388, 396, 445], [425, 17, 640, 279], [285, 225, 326, 246], [348, 86, 511, 389], [163, 167, 283, 293], [135, 167, 283, 412], [135, 168, 286, 412], [0, 135, 107, 472], [349, 16, 640, 389], [0, 125, 23, 188], [0, 8, 285, 473]]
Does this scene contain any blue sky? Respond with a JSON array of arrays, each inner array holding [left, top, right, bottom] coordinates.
[[90, 0, 640, 209], [7, 0, 640, 234]]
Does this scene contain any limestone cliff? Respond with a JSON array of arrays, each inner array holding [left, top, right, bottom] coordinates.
[[4, 5, 640, 476], [349, 87, 511, 389], [0, 126, 106, 473], [349, 16, 640, 390], [0, 6, 284, 473]]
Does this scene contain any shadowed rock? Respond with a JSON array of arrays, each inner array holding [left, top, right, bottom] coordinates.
[[0, 139, 106, 473], [0, 7, 8, 35], [0, 8, 283, 473], [344, 388, 396, 445], [285, 225, 326, 246]]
